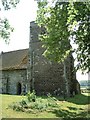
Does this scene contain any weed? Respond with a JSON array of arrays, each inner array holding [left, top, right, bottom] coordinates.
[[9, 92, 58, 113], [26, 90, 36, 102]]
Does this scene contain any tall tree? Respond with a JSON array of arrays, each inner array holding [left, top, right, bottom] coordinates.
[[36, 0, 90, 73], [0, 0, 20, 42]]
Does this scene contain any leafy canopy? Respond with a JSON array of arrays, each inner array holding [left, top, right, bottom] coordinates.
[[0, 0, 20, 43], [36, 0, 90, 73]]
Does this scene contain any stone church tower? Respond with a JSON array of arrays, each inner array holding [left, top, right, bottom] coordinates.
[[28, 21, 80, 97], [0, 21, 80, 96]]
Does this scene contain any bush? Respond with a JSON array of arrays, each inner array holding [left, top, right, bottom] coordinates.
[[47, 94, 58, 108], [30, 102, 47, 111], [9, 102, 24, 111], [9, 92, 59, 113], [26, 90, 36, 102], [19, 99, 27, 106]]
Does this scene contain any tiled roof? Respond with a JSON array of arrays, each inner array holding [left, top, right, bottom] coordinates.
[[0, 48, 28, 70]]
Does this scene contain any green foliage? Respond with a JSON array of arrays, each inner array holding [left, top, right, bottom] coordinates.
[[26, 90, 36, 102], [67, 2, 90, 72], [1, 93, 90, 118], [29, 98, 48, 112], [0, 18, 14, 43], [9, 92, 58, 113], [0, 0, 20, 42], [19, 99, 27, 107], [1, 0, 20, 10], [9, 102, 24, 111], [36, 0, 90, 72], [37, 1, 71, 63], [47, 94, 58, 107]]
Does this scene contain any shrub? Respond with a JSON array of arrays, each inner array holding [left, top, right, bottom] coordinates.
[[26, 90, 36, 102], [9, 102, 24, 111], [19, 99, 27, 107], [9, 92, 59, 113], [33, 98, 48, 111], [47, 93, 58, 107]]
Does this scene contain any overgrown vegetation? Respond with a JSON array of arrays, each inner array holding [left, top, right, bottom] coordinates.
[[1, 93, 90, 118], [9, 91, 59, 113]]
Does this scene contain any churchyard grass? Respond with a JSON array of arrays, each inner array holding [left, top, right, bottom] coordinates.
[[0, 93, 90, 118]]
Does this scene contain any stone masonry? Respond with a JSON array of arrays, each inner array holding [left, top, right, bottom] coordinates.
[[0, 21, 80, 96], [28, 21, 80, 96]]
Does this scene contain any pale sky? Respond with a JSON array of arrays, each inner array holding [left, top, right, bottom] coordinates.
[[0, 0, 88, 81]]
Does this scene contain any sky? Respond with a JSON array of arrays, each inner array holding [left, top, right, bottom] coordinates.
[[0, 0, 88, 81]]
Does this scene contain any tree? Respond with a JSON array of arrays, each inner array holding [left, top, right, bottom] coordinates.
[[36, 0, 90, 73], [0, 0, 20, 42]]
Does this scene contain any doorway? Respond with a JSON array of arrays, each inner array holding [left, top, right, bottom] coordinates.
[[6, 78, 9, 94], [17, 82, 22, 95]]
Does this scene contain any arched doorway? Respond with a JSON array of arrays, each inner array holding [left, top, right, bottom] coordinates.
[[17, 82, 22, 95]]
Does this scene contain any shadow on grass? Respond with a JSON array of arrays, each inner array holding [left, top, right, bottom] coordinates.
[[50, 108, 89, 119], [48, 93, 90, 119], [65, 93, 90, 105], [39, 93, 90, 105]]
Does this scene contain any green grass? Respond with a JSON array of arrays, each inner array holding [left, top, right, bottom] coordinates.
[[0, 93, 90, 118]]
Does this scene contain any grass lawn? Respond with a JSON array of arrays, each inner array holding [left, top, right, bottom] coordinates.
[[0, 93, 90, 118]]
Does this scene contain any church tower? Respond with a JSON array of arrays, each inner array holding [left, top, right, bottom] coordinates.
[[27, 21, 80, 97]]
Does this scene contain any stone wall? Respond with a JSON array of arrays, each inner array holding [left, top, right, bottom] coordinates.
[[0, 21, 80, 96], [0, 69, 27, 95], [28, 21, 80, 96]]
